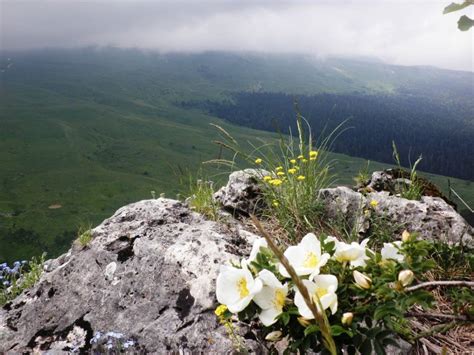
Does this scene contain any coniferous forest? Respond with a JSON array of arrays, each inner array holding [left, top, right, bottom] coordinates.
[[191, 92, 474, 180]]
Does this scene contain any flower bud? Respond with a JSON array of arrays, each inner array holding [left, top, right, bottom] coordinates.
[[265, 330, 283, 342], [398, 270, 415, 287], [402, 230, 411, 243], [341, 312, 353, 326], [297, 317, 311, 327], [353, 270, 372, 289]]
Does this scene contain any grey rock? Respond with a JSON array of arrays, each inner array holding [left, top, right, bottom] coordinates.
[[319, 187, 368, 234], [368, 192, 473, 247], [214, 169, 270, 215], [0, 198, 264, 353], [319, 187, 473, 246]]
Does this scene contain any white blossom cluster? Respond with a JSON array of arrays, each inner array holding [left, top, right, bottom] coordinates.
[[216, 233, 407, 326]]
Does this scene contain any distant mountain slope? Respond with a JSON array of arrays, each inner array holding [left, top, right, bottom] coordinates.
[[0, 48, 472, 262]]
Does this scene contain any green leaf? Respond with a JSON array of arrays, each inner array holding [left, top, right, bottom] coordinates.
[[443, 1, 474, 14], [279, 312, 290, 326], [360, 338, 373, 355], [373, 339, 386, 355], [331, 325, 353, 337], [382, 338, 401, 348], [304, 324, 320, 336], [458, 15, 474, 31], [374, 304, 403, 321]]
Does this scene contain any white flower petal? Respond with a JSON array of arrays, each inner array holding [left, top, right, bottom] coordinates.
[[259, 307, 281, 326], [253, 286, 275, 310], [228, 295, 253, 313], [258, 269, 283, 289], [247, 238, 268, 263]]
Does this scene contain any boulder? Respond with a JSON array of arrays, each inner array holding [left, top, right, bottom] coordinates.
[[214, 169, 269, 215], [0, 199, 264, 353], [319, 187, 473, 246]]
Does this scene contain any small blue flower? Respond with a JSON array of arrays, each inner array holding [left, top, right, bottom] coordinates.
[[3, 281, 10, 286], [13, 261, 21, 267]]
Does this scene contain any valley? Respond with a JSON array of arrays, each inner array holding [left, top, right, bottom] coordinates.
[[0, 48, 472, 262]]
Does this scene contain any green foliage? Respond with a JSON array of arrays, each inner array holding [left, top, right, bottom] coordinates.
[[187, 177, 220, 220], [76, 224, 93, 247], [354, 161, 371, 187], [220, 235, 445, 353], [208, 112, 340, 241], [392, 141, 423, 200], [444, 1, 474, 31], [0, 254, 45, 306]]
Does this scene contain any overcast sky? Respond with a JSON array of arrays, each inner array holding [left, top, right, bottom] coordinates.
[[1, 0, 473, 71]]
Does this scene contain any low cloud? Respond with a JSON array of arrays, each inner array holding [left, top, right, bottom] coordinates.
[[1, 0, 472, 71]]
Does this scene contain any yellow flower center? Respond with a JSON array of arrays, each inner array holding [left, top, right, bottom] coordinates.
[[303, 252, 319, 268], [237, 277, 249, 298], [273, 289, 286, 310], [315, 287, 328, 299]]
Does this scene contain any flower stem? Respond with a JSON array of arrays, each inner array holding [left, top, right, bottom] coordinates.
[[251, 214, 337, 355]]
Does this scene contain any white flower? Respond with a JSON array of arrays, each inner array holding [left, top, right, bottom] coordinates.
[[247, 238, 268, 263], [353, 270, 372, 289], [216, 261, 263, 313], [398, 270, 414, 286], [294, 275, 338, 318], [381, 241, 405, 263], [278, 233, 330, 279], [333, 239, 372, 268], [253, 270, 288, 326]]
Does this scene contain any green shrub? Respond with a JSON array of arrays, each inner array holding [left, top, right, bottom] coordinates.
[[208, 114, 342, 242], [187, 177, 220, 220], [76, 224, 93, 247]]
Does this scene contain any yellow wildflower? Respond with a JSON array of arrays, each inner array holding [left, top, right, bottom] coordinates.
[[297, 155, 304, 159], [215, 304, 228, 317], [370, 200, 378, 208], [255, 158, 262, 164], [297, 175, 306, 181], [302, 158, 308, 163], [310, 150, 318, 158], [272, 200, 280, 207], [277, 171, 285, 176], [290, 159, 297, 164], [275, 166, 283, 171], [270, 179, 283, 186], [263, 176, 272, 182], [288, 168, 297, 174]]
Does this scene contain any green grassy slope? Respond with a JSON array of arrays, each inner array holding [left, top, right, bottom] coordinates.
[[0, 48, 472, 262]]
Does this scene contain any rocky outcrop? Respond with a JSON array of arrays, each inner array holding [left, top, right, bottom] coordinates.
[[0, 199, 263, 353], [214, 169, 269, 215], [213, 169, 472, 246], [1, 170, 471, 353], [319, 187, 473, 247]]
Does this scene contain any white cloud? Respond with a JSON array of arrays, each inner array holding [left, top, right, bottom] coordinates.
[[1, 0, 472, 71]]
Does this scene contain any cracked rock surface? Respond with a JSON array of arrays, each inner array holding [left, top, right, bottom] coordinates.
[[319, 187, 473, 247], [0, 199, 263, 353], [214, 168, 269, 215]]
